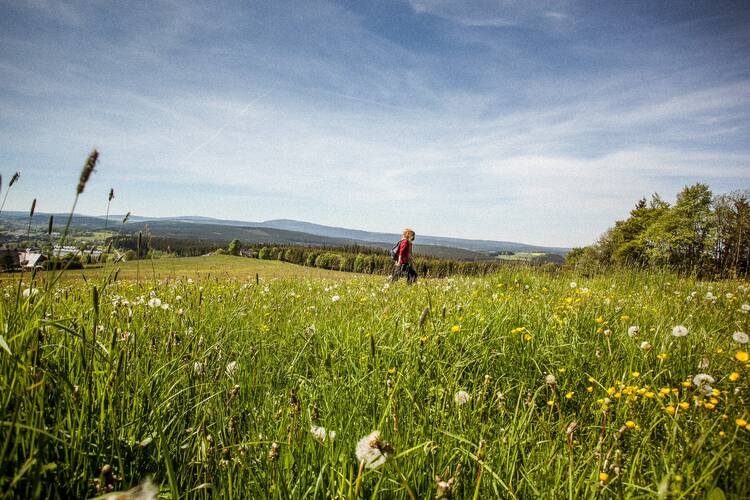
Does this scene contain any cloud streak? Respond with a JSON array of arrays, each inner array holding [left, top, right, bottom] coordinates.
[[0, 0, 748, 247]]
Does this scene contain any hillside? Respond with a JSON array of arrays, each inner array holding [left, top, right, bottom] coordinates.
[[1, 211, 568, 260]]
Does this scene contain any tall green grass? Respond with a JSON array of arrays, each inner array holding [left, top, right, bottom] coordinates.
[[1, 266, 748, 498]]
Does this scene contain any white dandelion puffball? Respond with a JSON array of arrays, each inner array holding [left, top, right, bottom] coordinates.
[[733, 331, 749, 344], [627, 326, 640, 337], [355, 431, 388, 469], [22, 288, 39, 298], [639, 341, 652, 351], [147, 298, 162, 308], [331, 295, 341, 302], [692, 373, 715, 388], [569, 282, 577, 289], [701, 385, 714, 396], [454, 390, 470, 405], [545, 374, 556, 385], [740, 304, 750, 313], [226, 361, 238, 377], [310, 425, 336, 443], [671, 325, 689, 337]]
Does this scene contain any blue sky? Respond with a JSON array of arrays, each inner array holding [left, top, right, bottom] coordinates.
[[1, 0, 749, 247]]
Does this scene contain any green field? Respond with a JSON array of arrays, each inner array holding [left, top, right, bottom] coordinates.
[[1, 259, 749, 498], [495, 252, 546, 262], [1, 255, 351, 283]]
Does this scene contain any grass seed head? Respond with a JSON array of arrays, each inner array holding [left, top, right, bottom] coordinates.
[[77, 149, 99, 194]]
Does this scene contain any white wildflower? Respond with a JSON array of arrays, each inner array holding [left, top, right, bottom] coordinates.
[[161, 303, 170, 310], [692, 373, 715, 388], [355, 431, 390, 469], [569, 282, 577, 289], [310, 425, 336, 443], [671, 325, 689, 337], [22, 288, 39, 298], [639, 341, 652, 351], [147, 298, 162, 308], [104, 477, 158, 500], [740, 303, 750, 313], [627, 326, 639, 337], [454, 390, 470, 405], [331, 295, 340, 302], [226, 361, 238, 377], [732, 331, 749, 344], [545, 374, 556, 386]]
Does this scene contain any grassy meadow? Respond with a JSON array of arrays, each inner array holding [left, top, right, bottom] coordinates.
[[1, 259, 749, 498]]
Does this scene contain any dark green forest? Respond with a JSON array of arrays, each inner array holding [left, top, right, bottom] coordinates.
[[567, 184, 750, 277]]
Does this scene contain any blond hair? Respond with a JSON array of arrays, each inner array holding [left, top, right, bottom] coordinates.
[[402, 228, 415, 241]]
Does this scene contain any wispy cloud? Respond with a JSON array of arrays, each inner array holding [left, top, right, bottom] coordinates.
[[0, 0, 748, 246]]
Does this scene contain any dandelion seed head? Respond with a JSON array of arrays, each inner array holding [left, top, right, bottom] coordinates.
[[454, 390, 470, 405], [732, 331, 749, 344], [671, 325, 689, 337], [226, 361, 238, 377], [355, 430, 389, 469], [692, 373, 715, 387]]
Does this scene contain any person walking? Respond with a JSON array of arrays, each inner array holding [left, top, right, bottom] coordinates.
[[392, 228, 417, 284]]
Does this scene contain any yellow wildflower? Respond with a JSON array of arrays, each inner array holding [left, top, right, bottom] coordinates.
[[736, 351, 749, 362], [729, 372, 741, 382], [565, 392, 574, 399], [736, 418, 748, 427], [625, 420, 637, 429], [451, 325, 461, 333], [599, 472, 609, 482], [665, 405, 675, 415]]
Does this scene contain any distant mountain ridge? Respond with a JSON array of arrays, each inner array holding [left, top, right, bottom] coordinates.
[[1, 211, 570, 256]]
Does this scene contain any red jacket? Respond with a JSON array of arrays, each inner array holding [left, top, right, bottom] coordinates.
[[397, 239, 412, 264]]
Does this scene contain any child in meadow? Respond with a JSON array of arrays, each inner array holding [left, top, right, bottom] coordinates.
[[391, 228, 417, 284]]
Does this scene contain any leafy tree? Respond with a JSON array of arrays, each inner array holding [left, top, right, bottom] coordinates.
[[228, 239, 242, 256]]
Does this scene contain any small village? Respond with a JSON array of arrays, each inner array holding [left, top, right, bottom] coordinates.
[[0, 245, 104, 271]]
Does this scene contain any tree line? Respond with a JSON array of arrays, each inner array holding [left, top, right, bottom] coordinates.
[[567, 184, 750, 277], [230, 242, 524, 278]]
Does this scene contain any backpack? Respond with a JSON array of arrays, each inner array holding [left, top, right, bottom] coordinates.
[[390, 240, 401, 261]]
